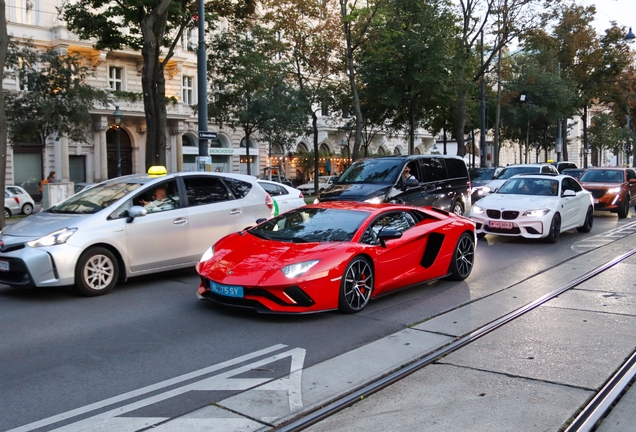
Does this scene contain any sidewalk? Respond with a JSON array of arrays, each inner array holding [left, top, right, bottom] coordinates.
[[304, 241, 636, 431]]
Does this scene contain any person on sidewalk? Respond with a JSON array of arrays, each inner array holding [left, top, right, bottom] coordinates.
[[39, 171, 56, 193]]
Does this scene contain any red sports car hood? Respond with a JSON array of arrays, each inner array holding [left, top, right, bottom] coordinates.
[[200, 231, 351, 285]]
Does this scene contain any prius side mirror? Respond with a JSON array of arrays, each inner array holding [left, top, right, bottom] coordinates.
[[126, 205, 147, 223]]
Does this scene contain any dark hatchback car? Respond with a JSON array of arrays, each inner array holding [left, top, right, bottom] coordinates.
[[468, 167, 497, 203], [316, 155, 472, 215]]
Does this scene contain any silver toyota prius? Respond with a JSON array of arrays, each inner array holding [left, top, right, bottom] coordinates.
[[0, 171, 274, 296]]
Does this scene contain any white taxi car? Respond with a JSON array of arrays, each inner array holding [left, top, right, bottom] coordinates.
[[471, 174, 593, 243]]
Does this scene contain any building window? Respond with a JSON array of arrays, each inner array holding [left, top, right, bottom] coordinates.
[[109, 66, 123, 91], [15, 0, 35, 25], [182, 29, 196, 51], [183, 76, 194, 105]]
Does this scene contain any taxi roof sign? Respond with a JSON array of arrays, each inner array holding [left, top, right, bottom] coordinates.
[[148, 166, 167, 176]]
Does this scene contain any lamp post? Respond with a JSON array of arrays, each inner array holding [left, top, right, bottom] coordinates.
[[112, 106, 123, 177], [626, 28, 635, 166], [197, 0, 209, 165]]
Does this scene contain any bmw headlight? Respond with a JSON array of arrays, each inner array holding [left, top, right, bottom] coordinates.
[[200, 246, 214, 262], [27, 228, 77, 247], [522, 209, 550, 217], [282, 260, 320, 278], [364, 196, 383, 204], [607, 187, 621, 194], [472, 204, 485, 214]]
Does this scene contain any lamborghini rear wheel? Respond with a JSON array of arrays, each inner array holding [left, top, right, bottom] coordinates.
[[447, 232, 475, 281]]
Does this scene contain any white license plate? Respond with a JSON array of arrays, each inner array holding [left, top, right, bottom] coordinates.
[[210, 281, 244, 298], [593, 199, 599, 204], [488, 221, 514, 229], [0, 260, 9, 272]]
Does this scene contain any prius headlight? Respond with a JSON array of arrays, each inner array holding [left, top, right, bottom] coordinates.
[[27, 228, 77, 247], [472, 204, 485, 214], [200, 246, 214, 262], [282, 260, 320, 278], [607, 187, 621, 194], [522, 209, 550, 217]]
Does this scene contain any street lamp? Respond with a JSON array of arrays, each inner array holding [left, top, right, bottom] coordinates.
[[112, 105, 123, 177], [626, 28, 635, 166]]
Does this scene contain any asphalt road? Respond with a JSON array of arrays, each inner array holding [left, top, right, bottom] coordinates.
[[1, 211, 635, 431]]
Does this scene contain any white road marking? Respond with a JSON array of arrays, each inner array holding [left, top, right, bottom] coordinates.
[[8, 344, 287, 432], [47, 348, 305, 432], [572, 221, 636, 253]]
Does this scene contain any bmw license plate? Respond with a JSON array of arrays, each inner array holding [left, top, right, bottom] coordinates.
[[0, 260, 8, 272], [210, 281, 243, 298], [488, 221, 513, 229]]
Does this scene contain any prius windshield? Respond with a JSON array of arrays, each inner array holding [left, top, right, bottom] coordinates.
[[338, 159, 402, 184], [49, 182, 143, 214]]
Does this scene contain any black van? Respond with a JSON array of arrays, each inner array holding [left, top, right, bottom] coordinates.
[[317, 155, 472, 215]]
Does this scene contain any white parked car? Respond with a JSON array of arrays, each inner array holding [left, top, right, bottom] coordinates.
[[5, 185, 35, 217], [257, 180, 306, 215], [471, 174, 593, 243], [297, 176, 336, 195]]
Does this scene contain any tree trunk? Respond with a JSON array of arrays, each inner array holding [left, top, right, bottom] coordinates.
[[312, 111, 319, 195], [140, 7, 169, 171], [344, 25, 362, 162], [0, 0, 8, 228], [494, 45, 502, 167], [562, 121, 569, 161], [408, 101, 415, 155], [245, 127, 251, 176], [455, 90, 467, 157]]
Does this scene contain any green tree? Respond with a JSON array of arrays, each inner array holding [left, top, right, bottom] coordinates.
[[358, 0, 458, 154], [262, 0, 342, 193], [0, 0, 7, 228], [5, 47, 108, 148], [208, 24, 306, 176], [61, 0, 255, 170], [589, 112, 625, 155]]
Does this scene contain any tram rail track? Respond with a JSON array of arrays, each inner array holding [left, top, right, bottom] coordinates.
[[276, 249, 636, 432]]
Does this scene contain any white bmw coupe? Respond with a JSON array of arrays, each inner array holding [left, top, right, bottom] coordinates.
[[470, 174, 594, 243]]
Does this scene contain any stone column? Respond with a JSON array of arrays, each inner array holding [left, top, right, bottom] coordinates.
[[94, 117, 109, 182], [60, 136, 70, 181]]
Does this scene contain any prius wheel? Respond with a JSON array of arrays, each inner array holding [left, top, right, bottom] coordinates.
[[577, 206, 593, 233], [544, 213, 561, 244], [447, 232, 475, 281], [21, 203, 34, 215], [338, 256, 374, 313], [451, 200, 464, 216], [74, 247, 119, 297], [617, 197, 629, 219], [4, 208, 10, 218]]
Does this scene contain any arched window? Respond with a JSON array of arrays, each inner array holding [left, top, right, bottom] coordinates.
[[393, 147, 401, 155], [240, 138, 255, 148]]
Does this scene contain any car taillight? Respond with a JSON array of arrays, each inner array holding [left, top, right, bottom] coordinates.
[[298, 191, 304, 199], [13, 197, 19, 204], [265, 193, 274, 211]]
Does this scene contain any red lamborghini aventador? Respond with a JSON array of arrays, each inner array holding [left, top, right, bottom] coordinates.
[[196, 201, 476, 314]]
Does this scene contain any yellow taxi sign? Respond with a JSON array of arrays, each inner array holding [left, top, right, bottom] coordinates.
[[148, 166, 167, 176], [547, 160, 554, 163]]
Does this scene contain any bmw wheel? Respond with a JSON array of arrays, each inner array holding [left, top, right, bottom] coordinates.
[[577, 206, 593, 233], [338, 256, 374, 313], [544, 213, 561, 244], [74, 247, 119, 296], [447, 232, 475, 280], [21, 203, 34, 215]]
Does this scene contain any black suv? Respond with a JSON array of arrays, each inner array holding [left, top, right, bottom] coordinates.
[[317, 155, 471, 215]]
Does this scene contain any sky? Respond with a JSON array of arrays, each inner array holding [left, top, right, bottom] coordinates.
[[577, 0, 636, 34]]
